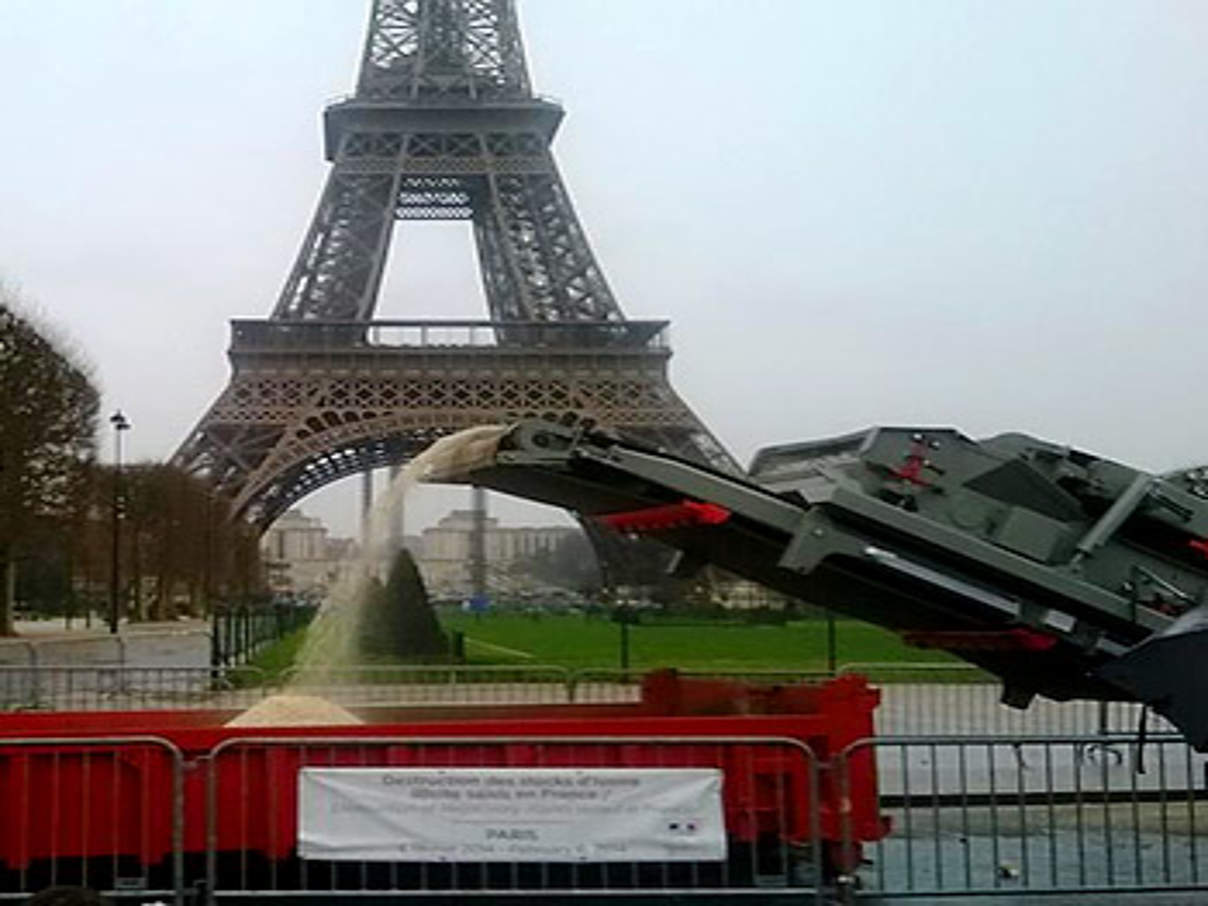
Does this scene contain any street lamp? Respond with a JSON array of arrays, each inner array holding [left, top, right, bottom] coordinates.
[[108, 410, 131, 634]]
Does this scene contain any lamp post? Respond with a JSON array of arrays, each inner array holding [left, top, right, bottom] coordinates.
[[108, 410, 131, 634]]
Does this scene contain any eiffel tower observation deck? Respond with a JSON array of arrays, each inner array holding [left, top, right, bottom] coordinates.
[[175, 0, 736, 527]]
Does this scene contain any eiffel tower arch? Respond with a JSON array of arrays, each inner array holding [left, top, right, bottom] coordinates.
[[174, 0, 735, 530]]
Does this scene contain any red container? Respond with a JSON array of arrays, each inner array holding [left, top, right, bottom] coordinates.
[[0, 739, 179, 872], [0, 672, 886, 882]]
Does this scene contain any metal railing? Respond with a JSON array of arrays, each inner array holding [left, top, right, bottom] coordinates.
[[0, 635, 131, 669], [210, 603, 314, 668], [203, 735, 822, 901], [6, 729, 1208, 902], [0, 736, 184, 904], [567, 668, 834, 705], [839, 663, 1173, 737], [834, 734, 1208, 901], [281, 664, 575, 706], [279, 666, 841, 708], [230, 319, 671, 352], [0, 662, 1182, 741], [0, 665, 266, 711], [0, 627, 211, 670]]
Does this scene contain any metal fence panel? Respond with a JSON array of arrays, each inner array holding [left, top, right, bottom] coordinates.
[[280, 664, 575, 706], [0, 736, 183, 904], [839, 663, 1176, 737], [1, 660, 1186, 748], [205, 735, 822, 900], [834, 734, 1208, 901], [566, 669, 834, 704], [6, 728, 1208, 903], [211, 605, 314, 668], [0, 636, 125, 669], [0, 666, 266, 712]]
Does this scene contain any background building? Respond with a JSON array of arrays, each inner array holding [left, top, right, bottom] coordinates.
[[417, 510, 578, 597], [261, 509, 359, 598]]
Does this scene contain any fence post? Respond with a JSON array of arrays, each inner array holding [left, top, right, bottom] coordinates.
[[210, 605, 223, 668], [29, 645, 44, 709], [834, 747, 856, 905], [23, 639, 37, 668], [224, 605, 233, 667]]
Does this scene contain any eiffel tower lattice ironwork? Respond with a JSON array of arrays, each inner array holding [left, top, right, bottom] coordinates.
[[175, 0, 736, 527]]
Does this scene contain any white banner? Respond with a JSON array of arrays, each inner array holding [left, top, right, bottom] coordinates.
[[298, 767, 726, 863]]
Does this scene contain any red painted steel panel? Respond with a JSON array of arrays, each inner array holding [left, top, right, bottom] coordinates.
[[0, 673, 885, 873]]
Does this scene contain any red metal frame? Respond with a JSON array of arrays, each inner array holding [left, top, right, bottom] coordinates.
[[0, 672, 885, 877], [902, 627, 1058, 652], [597, 500, 731, 534]]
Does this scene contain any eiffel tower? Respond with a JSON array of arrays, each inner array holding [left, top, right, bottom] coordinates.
[[175, 0, 735, 529]]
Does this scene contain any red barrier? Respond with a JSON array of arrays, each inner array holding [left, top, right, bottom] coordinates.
[[208, 737, 815, 862], [0, 673, 885, 884], [0, 737, 181, 897]]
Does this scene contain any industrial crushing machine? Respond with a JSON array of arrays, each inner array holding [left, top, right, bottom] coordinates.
[[431, 419, 1208, 748]]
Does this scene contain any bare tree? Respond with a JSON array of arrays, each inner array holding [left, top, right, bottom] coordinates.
[[83, 462, 265, 622], [0, 290, 99, 634]]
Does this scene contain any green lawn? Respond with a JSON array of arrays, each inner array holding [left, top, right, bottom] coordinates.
[[438, 611, 958, 672], [231, 626, 310, 685]]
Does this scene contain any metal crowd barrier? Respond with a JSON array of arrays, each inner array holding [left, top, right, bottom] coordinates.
[[834, 734, 1208, 901], [0, 734, 826, 903], [0, 636, 127, 669], [566, 668, 833, 705], [0, 736, 184, 904], [839, 663, 1176, 737], [203, 735, 821, 901], [280, 664, 575, 706], [6, 731, 1208, 902], [0, 665, 266, 711], [281, 666, 836, 708], [0, 628, 216, 672], [568, 664, 1172, 738], [211, 604, 314, 669], [0, 661, 1183, 744]]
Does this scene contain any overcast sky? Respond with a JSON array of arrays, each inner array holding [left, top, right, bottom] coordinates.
[[2, 0, 1206, 538]]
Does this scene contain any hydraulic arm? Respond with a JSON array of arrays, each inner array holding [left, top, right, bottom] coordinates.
[[429, 419, 1208, 748]]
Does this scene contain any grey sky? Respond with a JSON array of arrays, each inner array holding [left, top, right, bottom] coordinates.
[[2, 1, 1206, 538]]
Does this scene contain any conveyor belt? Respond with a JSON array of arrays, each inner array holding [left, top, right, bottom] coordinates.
[[428, 419, 1208, 749]]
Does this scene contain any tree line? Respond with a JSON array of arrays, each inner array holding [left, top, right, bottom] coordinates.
[[0, 287, 260, 634], [63, 462, 262, 623]]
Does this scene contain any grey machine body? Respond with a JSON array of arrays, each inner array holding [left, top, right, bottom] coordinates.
[[438, 419, 1208, 748]]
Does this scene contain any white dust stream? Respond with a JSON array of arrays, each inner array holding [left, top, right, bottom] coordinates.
[[226, 425, 508, 727]]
